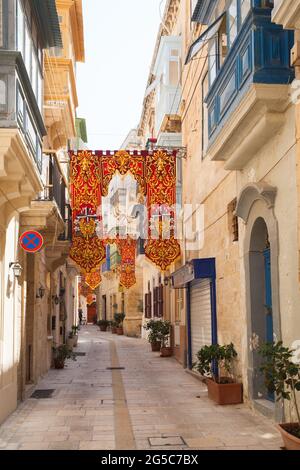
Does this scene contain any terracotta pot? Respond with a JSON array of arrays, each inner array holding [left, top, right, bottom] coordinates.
[[206, 378, 243, 405], [151, 341, 161, 352], [277, 423, 300, 450], [160, 346, 173, 357], [54, 359, 65, 369], [116, 327, 124, 336], [112, 327, 117, 334], [99, 326, 107, 332]]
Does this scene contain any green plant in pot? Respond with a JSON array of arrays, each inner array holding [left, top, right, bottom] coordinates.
[[143, 319, 161, 352], [66, 331, 75, 350], [157, 320, 172, 357], [72, 325, 79, 347], [52, 344, 76, 369], [193, 343, 243, 405], [111, 321, 118, 334], [114, 313, 125, 335], [97, 319, 109, 332], [258, 341, 300, 450]]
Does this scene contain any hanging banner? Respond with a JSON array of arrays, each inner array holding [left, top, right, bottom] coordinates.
[[145, 149, 181, 270], [69, 150, 105, 273], [116, 236, 136, 289], [84, 271, 102, 291], [69, 149, 181, 282]]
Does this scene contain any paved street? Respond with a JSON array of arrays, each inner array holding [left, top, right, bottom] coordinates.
[[0, 326, 282, 450]]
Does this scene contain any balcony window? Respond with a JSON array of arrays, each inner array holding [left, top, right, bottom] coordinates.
[[0, 1, 3, 48], [228, 0, 238, 48], [16, 84, 25, 126], [241, 0, 251, 23], [208, 37, 218, 86], [26, 111, 36, 152], [202, 72, 209, 156], [0, 77, 6, 112], [16, 0, 43, 110]]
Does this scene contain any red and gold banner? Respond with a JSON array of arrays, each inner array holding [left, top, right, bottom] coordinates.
[[145, 150, 181, 270], [116, 236, 136, 289], [84, 271, 102, 290], [69, 149, 181, 282], [69, 150, 105, 274]]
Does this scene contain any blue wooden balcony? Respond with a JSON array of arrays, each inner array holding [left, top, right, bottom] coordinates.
[[205, 3, 294, 146]]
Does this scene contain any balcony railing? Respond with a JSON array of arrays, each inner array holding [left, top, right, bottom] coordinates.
[[205, 5, 294, 145]]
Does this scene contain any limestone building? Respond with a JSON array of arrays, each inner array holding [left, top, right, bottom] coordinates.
[[0, 0, 85, 425], [138, 0, 300, 423]]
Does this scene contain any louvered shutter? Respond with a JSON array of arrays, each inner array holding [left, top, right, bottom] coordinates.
[[153, 287, 158, 317], [158, 284, 164, 317]]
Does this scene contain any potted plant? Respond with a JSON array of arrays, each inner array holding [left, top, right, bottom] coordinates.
[[143, 319, 161, 352], [97, 319, 109, 332], [66, 331, 75, 350], [114, 313, 125, 335], [157, 320, 172, 357], [111, 321, 118, 334], [52, 344, 76, 369], [258, 341, 300, 450], [72, 325, 79, 347], [193, 343, 243, 405]]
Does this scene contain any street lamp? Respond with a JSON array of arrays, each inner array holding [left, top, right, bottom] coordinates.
[[36, 285, 46, 299], [9, 262, 23, 278]]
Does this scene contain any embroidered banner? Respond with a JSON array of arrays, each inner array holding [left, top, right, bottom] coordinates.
[[69, 150, 181, 281]]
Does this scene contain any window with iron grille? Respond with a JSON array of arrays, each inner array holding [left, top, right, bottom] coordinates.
[[228, 198, 239, 242]]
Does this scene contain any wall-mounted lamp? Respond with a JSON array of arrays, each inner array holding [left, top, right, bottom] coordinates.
[[52, 295, 60, 305], [164, 276, 173, 287], [36, 286, 46, 299], [9, 262, 23, 278]]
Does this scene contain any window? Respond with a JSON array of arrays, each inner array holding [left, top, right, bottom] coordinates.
[[228, 0, 238, 48], [0, 77, 6, 112], [241, 0, 251, 23], [17, 0, 25, 54], [26, 111, 36, 151], [0, 0, 3, 48], [208, 37, 218, 86], [202, 72, 209, 156], [24, 24, 31, 75], [169, 49, 180, 86], [16, 0, 43, 109], [16, 85, 25, 126]]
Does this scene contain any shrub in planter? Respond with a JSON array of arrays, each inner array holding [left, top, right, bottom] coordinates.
[[258, 341, 300, 450], [111, 321, 118, 334], [52, 344, 76, 369], [72, 325, 79, 347], [114, 313, 125, 335], [157, 320, 172, 357], [97, 319, 109, 332], [193, 343, 243, 405], [143, 319, 161, 352], [66, 332, 75, 350]]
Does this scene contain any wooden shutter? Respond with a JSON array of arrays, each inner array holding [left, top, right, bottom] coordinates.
[[158, 284, 164, 317], [153, 287, 158, 317], [145, 292, 152, 318]]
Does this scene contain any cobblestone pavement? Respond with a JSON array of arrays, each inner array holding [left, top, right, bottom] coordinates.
[[0, 325, 282, 450]]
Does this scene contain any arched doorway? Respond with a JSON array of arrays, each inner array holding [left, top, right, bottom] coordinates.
[[236, 182, 282, 419], [248, 218, 274, 401]]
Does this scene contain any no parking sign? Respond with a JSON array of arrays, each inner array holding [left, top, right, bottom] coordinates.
[[19, 231, 44, 253]]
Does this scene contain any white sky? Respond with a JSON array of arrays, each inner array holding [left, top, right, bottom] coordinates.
[[76, 0, 167, 150]]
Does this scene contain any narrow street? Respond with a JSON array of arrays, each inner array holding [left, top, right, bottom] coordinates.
[[0, 326, 282, 451]]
